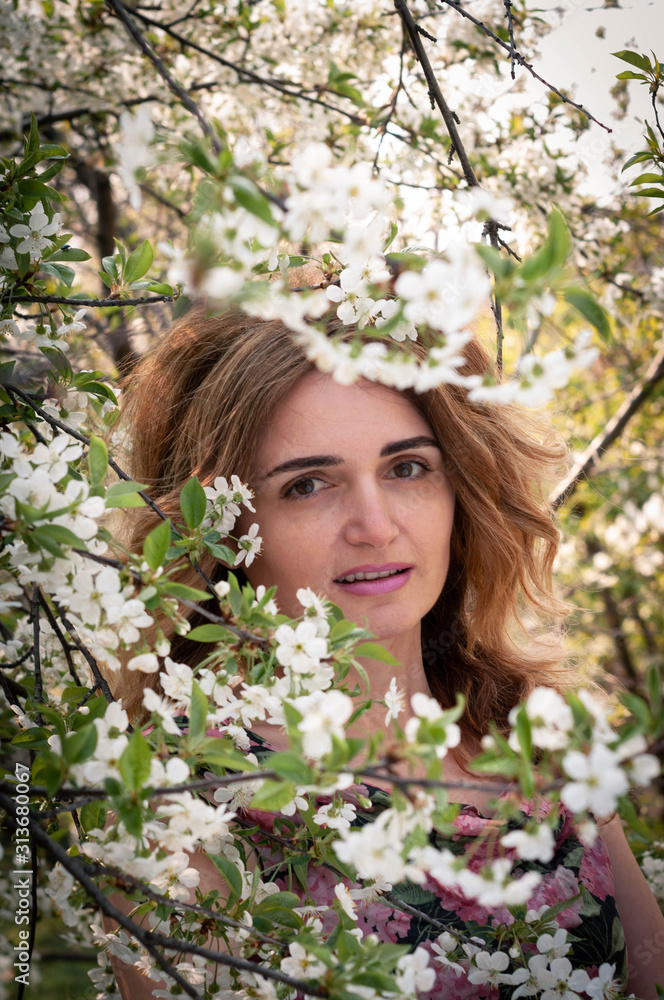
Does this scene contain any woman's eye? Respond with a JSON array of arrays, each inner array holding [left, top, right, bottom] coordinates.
[[285, 476, 321, 499], [391, 460, 428, 479]]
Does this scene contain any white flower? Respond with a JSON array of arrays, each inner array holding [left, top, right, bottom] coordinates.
[[586, 962, 621, 1000], [404, 692, 461, 758], [536, 928, 570, 959], [296, 689, 353, 759], [509, 954, 550, 997], [160, 657, 194, 705], [127, 652, 159, 673], [296, 587, 329, 631], [314, 801, 356, 831], [275, 620, 328, 673], [105, 598, 153, 644], [143, 688, 182, 735], [114, 106, 155, 210], [396, 947, 435, 995], [234, 522, 261, 566], [384, 676, 405, 725], [280, 942, 326, 980], [395, 249, 490, 334], [501, 824, 555, 863], [510, 687, 574, 752], [561, 744, 628, 816], [536, 956, 590, 1000], [334, 883, 358, 920], [468, 949, 511, 986], [9, 202, 61, 262], [431, 931, 463, 975]]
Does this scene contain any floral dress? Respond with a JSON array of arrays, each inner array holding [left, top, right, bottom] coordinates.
[[239, 731, 627, 998]]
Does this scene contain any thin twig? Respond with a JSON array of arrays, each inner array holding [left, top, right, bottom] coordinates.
[[438, 0, 611, 133], [49, 600, 117, 706], [1, 791, 203, 1000], [551, 341, 664, 508], [124, 4, 365, 128], [0, 793, 330, 999], [105, 0, 221, 154], [503, 0, 516, 80], [31, 588, 44, 722], [82, 857, 283, 947], [37, 590, 83, 687], [0, 646, 35, 670], [0, 294, 172, 306], [394, 0, 479, 189]]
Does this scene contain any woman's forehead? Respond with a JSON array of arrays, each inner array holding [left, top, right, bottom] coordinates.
[[255, 372, 436, 472]]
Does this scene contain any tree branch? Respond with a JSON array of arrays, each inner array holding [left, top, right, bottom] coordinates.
[[551, 341, 664, 508], [0, 294, 172, 307], [105, 0, 222, 154], [0, 793, 331, 999], [124, 4, 365, 127], [438, 0, 611, 133], [394, 0, 479, 189]]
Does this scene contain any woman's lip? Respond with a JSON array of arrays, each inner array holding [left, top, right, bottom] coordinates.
[[333, 567, 413, 596], [334, 562, 412, 578]]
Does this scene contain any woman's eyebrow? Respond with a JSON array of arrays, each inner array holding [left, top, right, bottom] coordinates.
[[264, 436, 440, 479]]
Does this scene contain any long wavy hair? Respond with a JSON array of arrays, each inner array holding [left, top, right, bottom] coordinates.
[[110, 307, 571, 737]]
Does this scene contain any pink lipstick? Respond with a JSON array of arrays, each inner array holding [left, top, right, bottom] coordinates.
[[333, 563, 413, 596]]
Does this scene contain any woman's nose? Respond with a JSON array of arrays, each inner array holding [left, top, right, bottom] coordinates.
[[342, 482, 399, 548]]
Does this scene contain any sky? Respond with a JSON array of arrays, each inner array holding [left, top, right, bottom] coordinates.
[[535, 0, 661, 190]]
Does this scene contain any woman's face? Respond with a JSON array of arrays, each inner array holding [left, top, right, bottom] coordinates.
[[240, 372, 455, 646]]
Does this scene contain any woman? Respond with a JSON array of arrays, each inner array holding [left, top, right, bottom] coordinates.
[[108, 307, 664, 998]]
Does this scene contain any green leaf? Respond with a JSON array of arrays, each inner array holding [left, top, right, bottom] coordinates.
[[229, 176, 275, 226], [80, 800, 107, 832], [633, 187, 664, 198], [29, 524, 84, 557], [88, 434, 108, 488], [269, 752, 314, 784], [32, 749, 65, 796], [106, 480, 148, 497], [253, 890, 301, 912], [250, 779, 296, 811], [123, 240, 154, 284], [520, 208, 570, 281], [172, 295, 192, 320], [39, 346, 73, 382], [0, 360, 16, 385], [119, 731, 152, 791], [621, 151, 653, 172], [144, 283, 174, 295], [647, 665, 663, 712], [563, 287, 611, 342], [188, 679, 209, 741], [329, 619, 360, 642], [63, 725, 98, 764], [105, 491, 146, 509], [187, 623, 231, 642], [612, 49, 652, 71], [616, 70, 648, 81], [209, 853, 243, 901], [160, 581, 211, 602], [113, 239, 128, 271], [48, 247, 91, 262], [40, 261, 75, 285], [203, 541, 236, 563], [352, 642, 400, 665], [180, 475, 207, 529], [18, 177, 65, 203], [629, 172, 664, 185], [11, 728, 50, 749], [143, 518, 172, 570]]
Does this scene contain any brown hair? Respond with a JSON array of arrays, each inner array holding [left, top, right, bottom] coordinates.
[[111, 307, 570, 737]]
